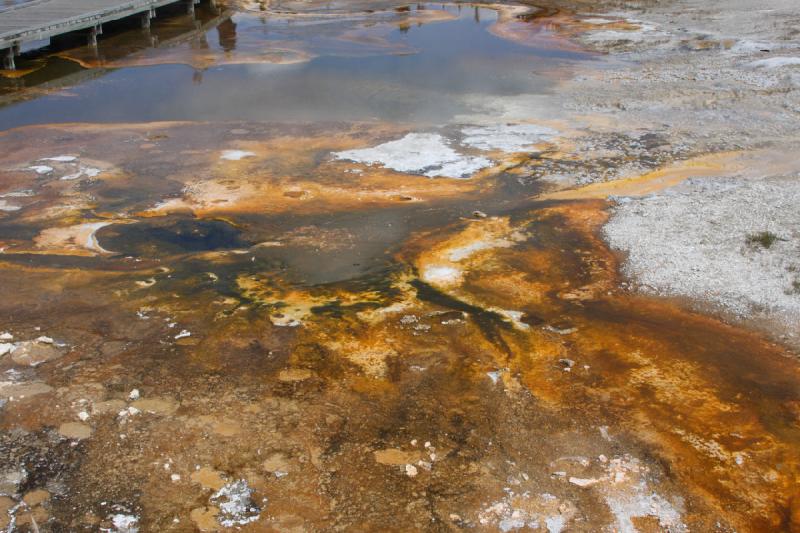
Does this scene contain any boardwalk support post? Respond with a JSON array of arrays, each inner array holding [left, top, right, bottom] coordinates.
[[141, 11, 151, 28], [2, 47, 15, 71], [88, 25, 102, 47]]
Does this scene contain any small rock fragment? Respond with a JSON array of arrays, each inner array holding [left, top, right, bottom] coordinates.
[[0, 468, 27, 494], [211, 480, 261, 527], [110, 513, 139, 533], [10, 341, 62, 366]]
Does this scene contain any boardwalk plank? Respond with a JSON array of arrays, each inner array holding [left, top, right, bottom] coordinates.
[[0, 0, 185, 50]]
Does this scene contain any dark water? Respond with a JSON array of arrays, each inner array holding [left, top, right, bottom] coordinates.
[[100, 217, 251, 255], [0, 4, 586, 129]]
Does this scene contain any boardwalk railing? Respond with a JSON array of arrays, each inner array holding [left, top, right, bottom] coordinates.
[[1, 0, 208, 69]]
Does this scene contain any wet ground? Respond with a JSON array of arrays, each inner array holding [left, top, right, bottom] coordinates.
[[1, 1, 799, 532]]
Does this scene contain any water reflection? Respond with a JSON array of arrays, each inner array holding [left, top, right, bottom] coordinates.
[[0, 4, 588, 129], [217, 17, 237, 51]]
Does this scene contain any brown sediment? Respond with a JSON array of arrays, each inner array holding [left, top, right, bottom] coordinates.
[[1, 168, 799, 529], [0, 65, 46, 80], [395, 199, 800, 530], [1, 119, 799, 530]]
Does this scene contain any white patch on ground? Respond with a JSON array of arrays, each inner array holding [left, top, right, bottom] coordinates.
[[34, 221, 115, 254], [0, 343, 15, 356], [599, 456, 686, 533], [583, 30, 653, 43], [0, 200, 21, 212], [478, 490, 575, 532], [211, 480, 261, 527], [60, 166, 104, 181], [333, 133, 491, 179], [19, 155, 106, 182], [461, 123, 557, 152], [83, 222, 114, 253], [60, 171, 84, 181], [730, 39, 776, 53], [42, 155, 78, 162], [604, 177, 800, 325], [220, 150, 256, 161], [748, 56, 800, 69], [109, 513, 139, 533], [606, 490, 684, 533], [544, 515, 566, 532], [420, 265, 463, 287], [581, 17, 617, 25], [27, 165, 53, 174], [0, 190, 34, 198]]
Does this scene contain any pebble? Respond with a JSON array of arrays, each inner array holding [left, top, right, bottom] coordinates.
[[558, 358, 575, 370]]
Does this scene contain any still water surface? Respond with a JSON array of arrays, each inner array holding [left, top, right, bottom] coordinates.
[[0, 4, 584, 128]]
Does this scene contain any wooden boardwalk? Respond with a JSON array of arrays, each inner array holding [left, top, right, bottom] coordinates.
[[1, 0, 204, 69]]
